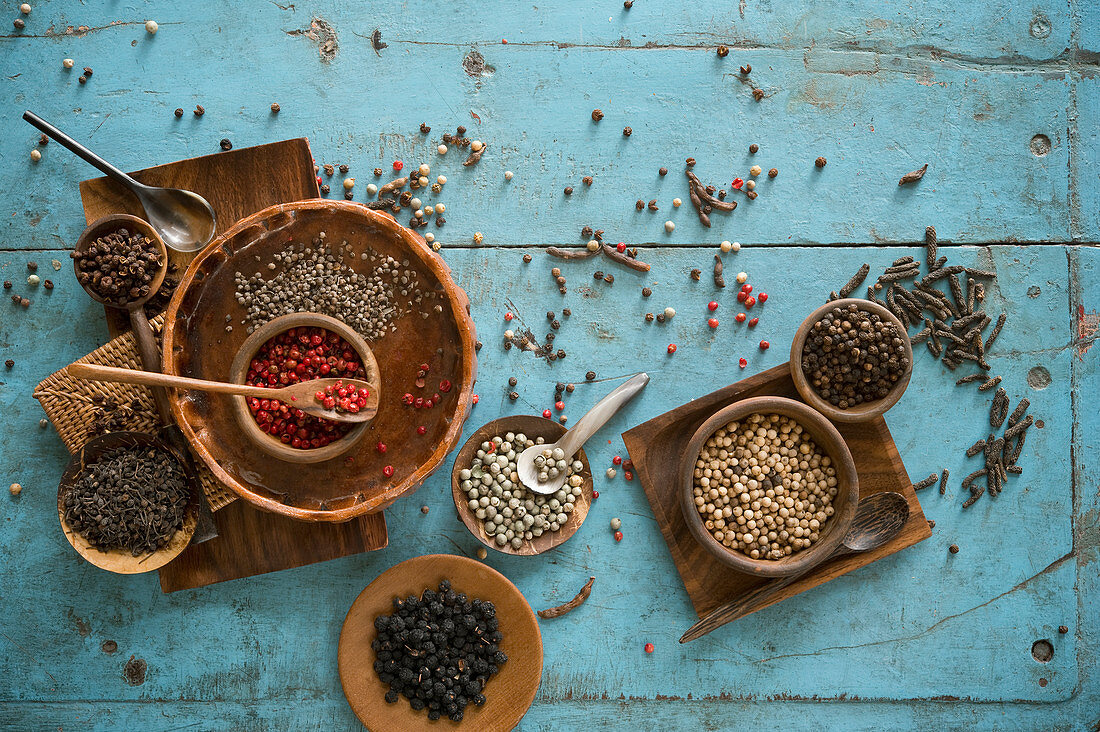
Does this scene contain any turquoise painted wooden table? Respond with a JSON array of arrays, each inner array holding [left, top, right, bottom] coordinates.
[[1, 1, 1098, 729]]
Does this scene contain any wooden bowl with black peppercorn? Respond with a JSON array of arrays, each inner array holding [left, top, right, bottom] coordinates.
[[790, 298, 913, 423], [679, 396, 859, 578]]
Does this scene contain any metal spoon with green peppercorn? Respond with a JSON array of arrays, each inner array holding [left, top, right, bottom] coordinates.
[[68, 363, 380, 423], [679, 491, 910, 643], [518, 373, 649, 495], [23, 111, 216, 252]]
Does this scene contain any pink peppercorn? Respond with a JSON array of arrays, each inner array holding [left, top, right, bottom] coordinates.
[[617, 242, 627, 253], [613, 455, 623, 465], [543, 409, 552, 418], [555, 401, 565, 411], [383, 465, 395, 477], [759, 340, 770, 350], [758, 292, 768, 303], [393, 160, 403, 171], [417, 425, 427, 435], [624, 471, 633, 481], [745, 296, 756, 308], [667, 344, 677, 354], [614, 531, 623, 542], [708, 318, 719, 328], [739, 357, 747, 368], [593, 490, 599, 499], [644, 642, 654, 653], [377, 442, 387, 453], [735, 313, 746, 323], [731, 178, 744, 190], [741, 284, 752, 294], [707, 301, 718, 311], [472, 394, 479, 404], [737, 291, 747, 303], [504, 312, 514, 321], [748, 317, 759, 327]]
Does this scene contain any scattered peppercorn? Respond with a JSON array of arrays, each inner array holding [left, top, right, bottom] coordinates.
[[740, 64, 752, 75], [1059, 625, 1069, 634], [949, 544, 959, 554], [586, 371, 596, 381], [219, 138, 232, 151], [4, 359, 14, 369], [815, 156, 827, 168], [624, 0, 633, 7], [690, 269, 702, 281], [78, 75, 87, 84], [749, 144, 759, 154], [759, 340, 770, 350], [667, 344, 677, 354], [194, 105, 205, 116], [13, 18, 25, 29], [635, 200, 645, 210], [174, 108, 184, 117], [2, 281, 10, 289], [641, 287, 652, 297], [644, 642, 654, 653], [768, 168, 778, 178], [522, 253, 532, 263], [43, 279, 53, 290], [717, 45, 729, 57], [582, 175, 593, 186], [752, 88, 764, 101], [564, 186, 573, 195], [270, 102, 281, 113], [623, 127, 632, 137], [9, 482, 22, 496]]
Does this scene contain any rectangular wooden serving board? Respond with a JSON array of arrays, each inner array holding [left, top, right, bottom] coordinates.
[[77, 138, 390, 592], [622, 363, 931, 619]]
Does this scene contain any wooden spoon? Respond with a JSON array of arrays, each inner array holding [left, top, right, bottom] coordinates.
[[679, 491, 910, 643], [67, 363, 380, 423]]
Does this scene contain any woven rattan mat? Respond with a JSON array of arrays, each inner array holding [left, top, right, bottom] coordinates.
[[33, 313, 236, 511]]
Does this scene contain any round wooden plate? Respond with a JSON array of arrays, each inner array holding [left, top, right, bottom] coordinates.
[[338, 554, 542, 732], [162, 200, 478, 521], [451, 415, 594, 556], [57, 431, 199, 574]]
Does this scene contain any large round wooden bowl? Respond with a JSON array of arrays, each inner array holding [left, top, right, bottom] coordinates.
[[162, 200, 477, 522], [789, 298, 913, 423], [679, 396, 859, 578], [338, 554, 542, 732], [451, 416, 594, 556], [227, 312, 381, 464], [57, 431, 198, 574]]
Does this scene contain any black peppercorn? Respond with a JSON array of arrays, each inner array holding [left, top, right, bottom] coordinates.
[[564, 186, 573, 195], [4, 359, 13, 368], [622, 126, 632, 137], [642, 287, 652, 297], [270, 102, 281, 113], [635, 200, 645, 210], [648, 199, 658, 211], [43, 279, 53, 290], [456, 125, 467, 135], [717, 45, 729, 57], [768, 168, 778, 178], [556, 349, 566, 359], [949, 544, 959, 554], [508, 391, 519, 401], [686, 157, 696, 168], [522, 253, 532, 263], [1059, 625, 1069, 634], [83, 67, 93, 77], [78, 75, 87, 84], [219, 138, 232, 151], [624, 0, 632, 7], [690, 269, 701, 281], [508, 377, 518, 387], [749, 143, 759, 154], [656, 313, 666, 323], [566, 383, 575, 393], [562, 308, 571, 316], [645, 312, 654, 322], [659, 167, 668, 176], [374, 167, 384, 176], [26, 262, 36, 272], [340, 164, 349, 174], [2, 281, 11, 289], [320, 184, 330, 194], [174, 108, 184, 117], [585, 371, 596, 381], [740, 64, 752, 75], [752, 88, 764, 101], [591, 109, 604, 122], [13, 18, 25, 29], [603, 273, 614, 284], [815, 156, 827, 168], [593, 271, 604, 280], [420, 122, 431, 133], [194, 105, 205, 116]]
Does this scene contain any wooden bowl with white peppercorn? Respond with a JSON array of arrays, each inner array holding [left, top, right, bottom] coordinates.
[[790, 298, 913, 423], [452, 415, 594, 556], [679, 396, 859, 577]]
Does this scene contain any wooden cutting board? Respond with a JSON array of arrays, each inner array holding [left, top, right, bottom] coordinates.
[[622, 363, 931, 619], [77, 138, 390, 592]]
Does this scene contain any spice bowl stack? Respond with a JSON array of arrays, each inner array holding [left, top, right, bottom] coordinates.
[[790, 298, 913, 423], [679, 396, 859, 577]]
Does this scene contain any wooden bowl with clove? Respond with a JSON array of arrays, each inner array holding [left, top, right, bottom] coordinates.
[[789, 298, 913, 424], [451, 415, 594, 556], [679, 396, 859, 578], [57, 431, 199, 574]]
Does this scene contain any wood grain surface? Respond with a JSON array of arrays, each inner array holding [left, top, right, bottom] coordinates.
[[338, 554, 541, 732], [623, 362, 932, 619]]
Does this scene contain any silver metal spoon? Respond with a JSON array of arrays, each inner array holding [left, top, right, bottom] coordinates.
[[517, 373, 649, 495], [23, 110, 217, 252]]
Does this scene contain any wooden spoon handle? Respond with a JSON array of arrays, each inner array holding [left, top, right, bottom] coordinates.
[[67, 362, 275, 399], [679, 572, 805, 644]]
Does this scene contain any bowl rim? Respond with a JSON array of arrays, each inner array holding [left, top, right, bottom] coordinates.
[[161, 199, 479, 522], [227, 312, 379, 464], [57, 431, 198, 574], [678, 395, 859, 577], [451, 415, 594, 556], [789, 297, 913, 423]]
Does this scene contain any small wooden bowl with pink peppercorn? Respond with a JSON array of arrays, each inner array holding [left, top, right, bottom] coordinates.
[[228, 312, 381, 464]]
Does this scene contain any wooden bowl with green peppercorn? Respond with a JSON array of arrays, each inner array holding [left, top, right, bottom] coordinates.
[[790, 298, 913, 423], [679, 396, 859, 578]]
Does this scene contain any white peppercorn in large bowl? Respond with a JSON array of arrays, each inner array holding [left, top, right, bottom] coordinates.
[[452, 415, 594, 556], [679, 396, 859, 577]]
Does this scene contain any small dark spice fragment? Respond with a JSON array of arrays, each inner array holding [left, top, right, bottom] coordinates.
[[635, 199, 645, 210], [4, 359, 13, 369], [659, 167, 668, 176], [949, 544, 960, 554], [749, 143, 759, 154], [591, 109, 604, 122], [43, 279, 54, 290], [690, 268, 701, 281], [539, 576, 596, 619], [768, 168, 778, 178], [1059, 626, 1069, 634], [713, 254, 725, 288], [2, 281, 10, 289], [898, 163, 929, 186], [582, 176, 593, 186], [219, 138, 232, 151], [339, 164, 349, 174], [624, 0, 633, 7], [522, 253, 532, 263], [78, 75, 87, 84], [564, 186, 573, 196], [13, 18, 24, 29], [271, 102, 281, 113], [641, 287, 652, 297], [913, 473, 938, 490], [717, 45, 729, 57], [586, 371, 596, 381], [194, 105, 204, 116], [603, 273, 614, 284], [419, 122, 431, 134], [815, 156, 827, 168], [752, 88, 764, 101], [622, 126, 632, 137], [174, 108, 184, 117], [648, 199, 658, 211], [740, 64, 752, 75]]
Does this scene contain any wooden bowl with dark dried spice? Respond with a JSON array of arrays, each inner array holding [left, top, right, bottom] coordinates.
[[451, 415, 594, 556], [57, 431, 198, 574], [790, 298, 913, 423], [679, 396, 859, 578], [162, 200, 477, 522]]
